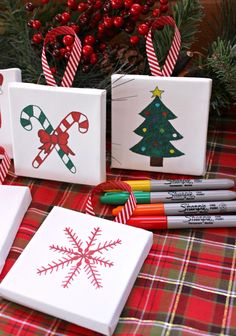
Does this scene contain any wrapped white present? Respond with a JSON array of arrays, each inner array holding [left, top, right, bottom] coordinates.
[[111, 16, 212, 176], [0, 206, 153, 335], [0, 185, 31, 273], [9, 26, 107, 186], [9, 82, 106, 185], [111, 74, 212, 175], [0, 68, 22, 158]]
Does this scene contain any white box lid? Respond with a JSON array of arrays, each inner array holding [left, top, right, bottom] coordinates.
[[0, 206, 153, 335]]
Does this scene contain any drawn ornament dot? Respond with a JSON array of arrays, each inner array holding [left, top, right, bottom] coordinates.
[[142, 128, 147, 133], [141, 146, 146, 151], [170, 149, 175, 154], [173, 133, 177, 138], [160, 128, 165, 134]]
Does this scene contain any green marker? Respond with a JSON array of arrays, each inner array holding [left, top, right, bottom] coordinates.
[[100, 190, 236, 205], [101, 191, 150, 205]]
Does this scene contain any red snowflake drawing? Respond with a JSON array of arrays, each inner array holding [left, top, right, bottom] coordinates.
[[37, 226, 122, 289]]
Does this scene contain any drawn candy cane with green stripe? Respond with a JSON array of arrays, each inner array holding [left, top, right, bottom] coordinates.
[[20, 105, 89, 173]]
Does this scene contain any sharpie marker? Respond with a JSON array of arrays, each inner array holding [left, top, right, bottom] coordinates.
[[126, 215, 236, 230], [112, 201, 236, 216], [124, 178, 235, 191], [100, 190, 236, 205]]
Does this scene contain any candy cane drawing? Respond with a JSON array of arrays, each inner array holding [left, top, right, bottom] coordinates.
[[20, 105, 89, 173]]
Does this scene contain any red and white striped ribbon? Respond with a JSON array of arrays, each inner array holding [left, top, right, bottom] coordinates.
[[42, 26, 82, 87], [146, 16, 181, 77], [0, 146, 10, 184], [86, 181, 137, 224]]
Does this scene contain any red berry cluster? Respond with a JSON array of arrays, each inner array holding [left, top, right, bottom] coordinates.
[[26, 0, 169, 71]]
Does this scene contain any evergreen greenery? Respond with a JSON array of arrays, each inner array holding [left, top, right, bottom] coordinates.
[[0, 0, 41, 83], [0, 0, 235, 115], [172, 0, 203, 50], [204, 38, 236, 114]]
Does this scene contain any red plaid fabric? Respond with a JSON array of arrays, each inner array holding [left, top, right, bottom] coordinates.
[[0, 109, 236, 336]]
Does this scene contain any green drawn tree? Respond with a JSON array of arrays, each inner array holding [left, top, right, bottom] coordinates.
[[130, 86, 184, 167]]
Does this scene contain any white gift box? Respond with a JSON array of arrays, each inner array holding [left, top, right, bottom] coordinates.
[[0, 68, 22, 158], [9, 83, 106, 185], [0, 185, 31, 273], [0, 206, 153, 335], [111, 74, 212, 176]]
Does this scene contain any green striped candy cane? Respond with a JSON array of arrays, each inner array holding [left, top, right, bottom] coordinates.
[[20, 105, 89, 174]]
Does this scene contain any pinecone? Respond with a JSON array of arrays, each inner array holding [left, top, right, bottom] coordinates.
[[101, 43, 145, 75]]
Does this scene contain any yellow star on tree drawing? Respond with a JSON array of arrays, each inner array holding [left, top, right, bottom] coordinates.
[[151, 86, 164, 98]]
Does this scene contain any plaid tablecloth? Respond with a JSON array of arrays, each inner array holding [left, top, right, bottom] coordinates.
[[0, 110, 236, 336]]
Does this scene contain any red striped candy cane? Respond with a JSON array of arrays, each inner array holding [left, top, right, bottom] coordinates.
[[56, 111, 89, 135], [146, 16, 181, 77], [86, 181, 137, 224], [0, 146, 10, 184], [33, 111, 89, 173], [42, 26, 82, 87]]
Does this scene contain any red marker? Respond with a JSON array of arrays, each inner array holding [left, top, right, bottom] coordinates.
[[112, 201, 236, 216], [126, 215, 236, 230]]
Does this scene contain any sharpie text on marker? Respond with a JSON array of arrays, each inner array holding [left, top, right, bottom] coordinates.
[[100, 190, 236, 205], [124, 178, 235, 191], [112, 201, 236, 216], [126, 215, 236, 230]]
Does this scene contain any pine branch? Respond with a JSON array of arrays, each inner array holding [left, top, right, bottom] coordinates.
[[215, 0, 236, 44], [181, 0, 236, 115], [0, 3, 41, 82], [203, 38, 236, 114], [172, 0, 203, 50], [0, 0, 41, 81], [151, 0, 203, 69], [1, 0, 235, 117]]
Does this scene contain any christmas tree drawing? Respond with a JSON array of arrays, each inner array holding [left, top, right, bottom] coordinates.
[[130, 85, 184, 167]]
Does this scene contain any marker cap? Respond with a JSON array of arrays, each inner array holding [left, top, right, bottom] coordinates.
[[125, 180, 151, 191], [100, 192, 151, 205], [127, 216, 167, 230], [112, 204, 165, 216]]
